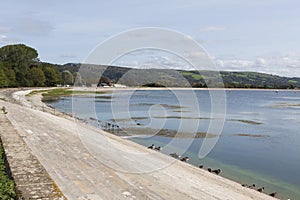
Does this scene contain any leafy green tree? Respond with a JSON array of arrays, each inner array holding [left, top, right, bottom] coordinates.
[[42, 65, 62, 86], [62, 70, 74, 85], [27, 67, 45, 86], [15, 71, 29, 86], [0, 44, 39, 87], [3, 67, 16, 87], [0, 44, 38, 64], [0, 65, 8, 87]]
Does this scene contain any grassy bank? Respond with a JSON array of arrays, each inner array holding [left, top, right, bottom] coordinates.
[[28, 88, 106, 101], [0, 138, 17, 199]]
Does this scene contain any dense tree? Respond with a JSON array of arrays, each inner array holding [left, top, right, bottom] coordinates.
[[0, 64, 8, 87], [2, 67, 16, 87], [0, 44, 38, 64], [62, 70, 74, 85], [42, 64, 62, 86], [16, 71, 30, 86], [0, 44, 63, 87], [0, 44, 39, 87], [27, 67, 46, 86]]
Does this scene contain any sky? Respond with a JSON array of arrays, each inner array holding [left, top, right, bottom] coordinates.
[[1, 0, 300, 77]]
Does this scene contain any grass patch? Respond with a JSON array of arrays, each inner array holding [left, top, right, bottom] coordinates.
[[52, 182, 64, 198], [0, 138, 17, 199], [180, 71, 203, 80], [27, 88, 108, 101], [29, 88, 107, 97], [42, 89, 73, 97], [26, 89, 49, 96]]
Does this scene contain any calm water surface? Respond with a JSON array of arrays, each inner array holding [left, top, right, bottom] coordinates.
[[47, 89, 300, 199]]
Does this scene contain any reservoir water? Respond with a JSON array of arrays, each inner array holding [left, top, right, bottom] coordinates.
[[46, 89, 300, 199]]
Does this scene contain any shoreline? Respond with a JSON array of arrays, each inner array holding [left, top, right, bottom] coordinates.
[[0, 88, 279, 199], [73, 86, 300, 92]]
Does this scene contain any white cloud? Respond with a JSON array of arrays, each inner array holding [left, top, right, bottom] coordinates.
[[0, 35, 9, 44], [98, 47, 300, 78], [0, 35, 7, 39], [113, 54, 192, 70], [255, 58, 266, 66], [214, 54, 300, 77]]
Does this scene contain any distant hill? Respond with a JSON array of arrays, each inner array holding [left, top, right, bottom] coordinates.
[[61, 63, 300, 89], [181, 70, 300, 89]]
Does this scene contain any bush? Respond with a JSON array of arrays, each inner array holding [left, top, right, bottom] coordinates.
[[0, 139, 17, 199], [1, 106, 7, 114]]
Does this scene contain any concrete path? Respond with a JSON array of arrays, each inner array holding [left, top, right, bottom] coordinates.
[[0, 90, 276, 200]]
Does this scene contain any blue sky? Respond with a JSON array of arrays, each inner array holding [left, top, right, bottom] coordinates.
[[1, 0, 300, 77]]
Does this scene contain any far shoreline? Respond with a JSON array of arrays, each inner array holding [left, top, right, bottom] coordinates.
[[71, 86, 300, 92], [2, 86, 299, 94]]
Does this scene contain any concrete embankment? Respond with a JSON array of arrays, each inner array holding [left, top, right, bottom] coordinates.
[[0, 88, 277, 200], [0, 111, 66, 199]]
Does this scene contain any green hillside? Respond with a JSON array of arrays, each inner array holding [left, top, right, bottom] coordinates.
[[180, 70, 300, 89], [58, 63, 300, 89]]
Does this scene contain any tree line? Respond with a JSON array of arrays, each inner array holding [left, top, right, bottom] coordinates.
[[0, 44, 76, 88]]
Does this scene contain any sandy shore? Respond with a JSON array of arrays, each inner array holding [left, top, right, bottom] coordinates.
[[0, 88, 277, 200]]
